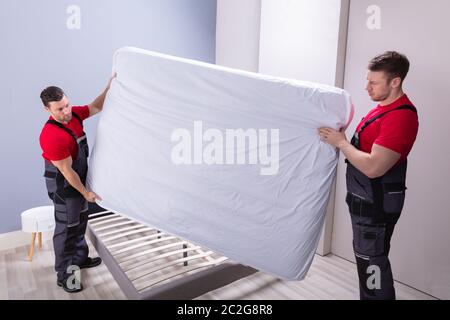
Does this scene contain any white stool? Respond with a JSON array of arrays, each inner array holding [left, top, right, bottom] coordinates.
[[21, 206, 55, 261]]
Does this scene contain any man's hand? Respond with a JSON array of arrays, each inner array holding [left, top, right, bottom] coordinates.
[[51, 156, 103, 202], [318, 127, 347, 148], [318, 127, 401, 178], [105, 72, 117, 92], [88, 73, 117, 117], [83, 190, 102, 203]]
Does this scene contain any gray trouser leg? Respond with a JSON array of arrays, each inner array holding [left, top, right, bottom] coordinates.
[[72, 212, 89, 266], [52, 195, 88, 280], [351, 215, 397, 300]]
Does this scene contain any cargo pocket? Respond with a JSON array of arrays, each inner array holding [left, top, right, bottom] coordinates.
[[346, 192, 374, 217], [44, 170, 57, 194], [352, 222, 386, 256], [383, 182, 406, 214], [54, 199, 68, 224], [65, 197, 84, 227]]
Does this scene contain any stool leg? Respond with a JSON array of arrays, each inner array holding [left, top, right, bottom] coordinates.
[[38, 232, 42, 250], [28, 233, 36, 261]]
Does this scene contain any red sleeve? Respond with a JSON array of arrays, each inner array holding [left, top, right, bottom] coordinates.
[[40, 132, 71, 161], [374, 111, 419, 157], [72, 105, 90, 121]]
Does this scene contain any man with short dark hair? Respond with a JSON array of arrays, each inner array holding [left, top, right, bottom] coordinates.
[[319, 51, 419, 299], [39, 75, 115, 293]]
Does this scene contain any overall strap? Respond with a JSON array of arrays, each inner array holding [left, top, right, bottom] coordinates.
[[357, 104, 417, 135], [46, 120, 78, 142], [71, 112, 83, 128]]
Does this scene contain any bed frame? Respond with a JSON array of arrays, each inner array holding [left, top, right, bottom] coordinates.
[[87, 211, 257, 300]]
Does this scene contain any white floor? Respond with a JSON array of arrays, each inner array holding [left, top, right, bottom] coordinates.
[[0, 236, 437, 300]]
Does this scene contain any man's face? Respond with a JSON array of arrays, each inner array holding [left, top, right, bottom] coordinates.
[[365, 70, 392, 102], [45, 96, 72, 123]]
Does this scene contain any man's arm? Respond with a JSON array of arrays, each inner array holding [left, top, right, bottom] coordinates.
[[51, 156, 102, 202], [88, 74, 116, 118], [338, 141, 401, 178], [318, 127, 401, 178]]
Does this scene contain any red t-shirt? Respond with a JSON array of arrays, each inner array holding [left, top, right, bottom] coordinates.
[[355, 94, 419, 163], [39, 106, 90, 161]]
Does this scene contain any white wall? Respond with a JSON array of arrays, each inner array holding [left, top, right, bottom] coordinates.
[[259, 0, 344, 86], [332, 0, 450, 299], [215, 0, 261, 71]]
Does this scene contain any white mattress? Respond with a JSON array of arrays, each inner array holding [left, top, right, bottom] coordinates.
[[87, 47, 353, 280]]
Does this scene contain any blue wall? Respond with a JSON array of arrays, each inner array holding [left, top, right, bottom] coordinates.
[[0, 0, 217, 233]]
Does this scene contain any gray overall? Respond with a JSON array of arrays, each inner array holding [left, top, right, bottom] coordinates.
[[345, 105, 417, 300], [43, 113, 90, 281]]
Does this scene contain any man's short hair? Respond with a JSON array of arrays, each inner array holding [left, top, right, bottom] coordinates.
[[40, 86, 65, 107], [368, 51, 410, 83]]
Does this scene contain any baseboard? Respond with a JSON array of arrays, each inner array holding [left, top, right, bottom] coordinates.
[[0, 230, 53, 251]]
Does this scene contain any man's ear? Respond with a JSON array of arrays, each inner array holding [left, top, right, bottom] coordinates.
[[390, 77, 402, 89]]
